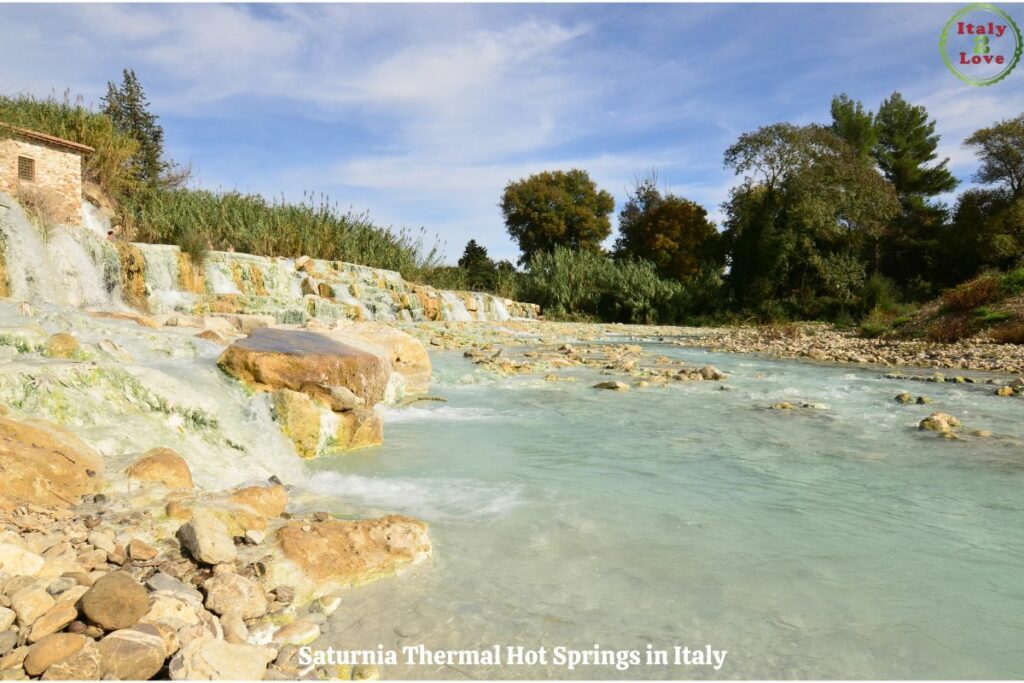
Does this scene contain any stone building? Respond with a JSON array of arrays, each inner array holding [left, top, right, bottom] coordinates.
[[0, 124, 93, 225]]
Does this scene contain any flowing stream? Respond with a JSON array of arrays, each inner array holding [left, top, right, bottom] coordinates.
[[300, 347, 1024, 679]]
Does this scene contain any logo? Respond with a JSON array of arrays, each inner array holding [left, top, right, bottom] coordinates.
[[940, 3, 1021, 86]]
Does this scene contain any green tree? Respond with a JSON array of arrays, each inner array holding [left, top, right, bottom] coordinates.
[[872, 92, 957, 295], [457, 239, 497, 290], [964, 113, 1024, 198], [722, 124, 899, 317], [102, 69, 167, 186], [830, 94, 877, 160], [500, 169, 614, 264], [874, 92, 957, 205], [614, 175, 723, 282]]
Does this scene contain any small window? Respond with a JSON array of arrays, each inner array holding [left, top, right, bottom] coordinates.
[[17, 156, 35, 182]]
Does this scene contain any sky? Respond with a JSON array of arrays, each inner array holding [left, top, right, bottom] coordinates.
[[2, 3, 1022, 263]]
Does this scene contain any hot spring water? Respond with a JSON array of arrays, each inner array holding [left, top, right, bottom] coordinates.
[[300, 347, 1024, 679]]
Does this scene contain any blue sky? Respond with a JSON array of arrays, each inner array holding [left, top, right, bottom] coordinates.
[[2, 3, 1022, 262]]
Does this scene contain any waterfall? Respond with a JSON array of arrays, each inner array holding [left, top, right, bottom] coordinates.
[[440, 291, 473, 321], [0, 193, 123, 309], [491, 296, 511, 322]]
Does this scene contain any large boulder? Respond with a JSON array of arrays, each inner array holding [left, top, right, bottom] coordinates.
[[125, 447, 194, 491], [334, 408, 383, 451], [919, 412, 961, 433], [271, 390, 322, 459], [168, 637, 275, 680], [0, 416, 104, 507], [217, 328, 391, 406], [332, 323, 432, 396], [97, 625, 167, 680], [80, 572, 150, 631], [267, 515, 431, 597]]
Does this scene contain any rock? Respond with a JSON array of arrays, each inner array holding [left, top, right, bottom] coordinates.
[[44, 333, 80, 360], [271, 390, 322, 459], [23, 633, 88, 676], [894, 391, 911, 404], [268, 515, 430, 595], [0, 545, 45, 577], [272, 620, 319, 646], [309, 594, 341, 617], [271, 586, 295, 605], [11, 585, 54, 626], [699, 365, 727, 381], [126, 447, 194, 491], [593, 381, 629, 391], [298, 384, 363, 412], [97, 339, 133, 363], [919, 412, 961, 433], [244, 529, 266, 545], [127, 540, 158, 562], [0, 632, 15, 658], [41, 639, 101, 680], [45, 578, 76, 597], [995, 385, 1014, 396], [217, 328, 392, 406], [177, 509, 237, 565], [194, 329, 228, 345], [165, 501, 192, 521], [28, 602, 77, 642], [231, 484, 288, 520], [86, 532, 115, 554], [97, 625, 167, 680], [331, 323, 433, 396], [220, 612, 248, 645], [144, 574, 202, 603], [0, 645, 29, 673], [916, 396, 934, 404], [0, 416, 104, 507], [202, 573, 267, 619], [0, 606, 14, 630], [334, 408, 383, 452], [353, 664, 380, 680], [79, 571, 150, 630], [770, 402, 795, 410], [168, 637, 275, 680], [88, 311, 160, 329]]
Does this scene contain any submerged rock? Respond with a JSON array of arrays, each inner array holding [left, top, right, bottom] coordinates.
[[268, 515, 430, 597], [217, 328, 391, 406], [593, 381, 629, 391]]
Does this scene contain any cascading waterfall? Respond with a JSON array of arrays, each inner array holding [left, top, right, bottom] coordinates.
[[0, 193, 123, 309], [440, 291, 473, 322]]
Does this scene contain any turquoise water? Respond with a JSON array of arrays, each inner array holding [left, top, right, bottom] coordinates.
[[301, 344, 1024, 679]]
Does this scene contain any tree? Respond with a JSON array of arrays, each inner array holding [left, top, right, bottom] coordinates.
[[614, 174, 723, 282], [722, 124, 899, 316], [102, 69, 167, 186], [830, 94, 877, 160], [874, 92, 957, 205], [964, 113, 1024, 198], [457, 239, 497, 290], [500, 169, 614, 264]]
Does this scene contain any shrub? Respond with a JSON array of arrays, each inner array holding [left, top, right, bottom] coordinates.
[[926, 315, 974, 342], [1001, 266, 1024, 296], [973, 307, 1012, 326], [941, 275, 1003, 312], [989, 322, 1024, 344], [122, 188, 444, 277]]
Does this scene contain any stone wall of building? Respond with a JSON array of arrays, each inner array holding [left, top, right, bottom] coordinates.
[[0, 137, 84, 225]]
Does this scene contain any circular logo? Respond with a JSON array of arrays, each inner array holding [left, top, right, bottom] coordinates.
[[940, 3, 1022, 86]]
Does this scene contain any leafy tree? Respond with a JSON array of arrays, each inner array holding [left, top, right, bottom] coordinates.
[[102, 69, 167, 186], [830, 94, 877, 160], [964, 113, 1024, 198], [614, 175, 724, 282], [457, 239, 497, 290], [500, 169, 614, 264], [722, 124, 899, 316]]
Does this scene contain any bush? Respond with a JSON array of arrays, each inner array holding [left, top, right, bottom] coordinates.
[[1001, 266, 1024, 296], [927, 315, 974, 342], [989, 322, 1024, 344], [973, 307, 1012, 326], [520, 247, 687, 324], [122, 188, 444, 276], [941, 275, 1003, 311]]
